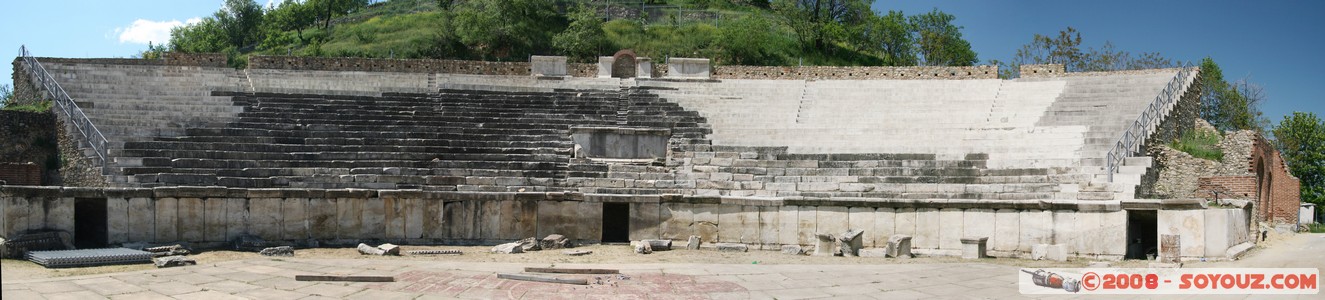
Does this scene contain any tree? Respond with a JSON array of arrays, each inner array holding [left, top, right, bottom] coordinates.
[[219, 0, 266, 48], [715, 14, 793, 65], [264, 0, 316, 43], [553, 4, 608, 63], [1000, 27, 1176, 76], [1272, 112, 1325, 206], [909, 9, 977, 66], [307, 0, 369, 29], [451, 0, 562, 60], [0, 84, 12, 107], [170, 16, 229, 53], [862, 11, 916, 66], [772, 0, 872, 53], [1199, 57, 1266, 132]]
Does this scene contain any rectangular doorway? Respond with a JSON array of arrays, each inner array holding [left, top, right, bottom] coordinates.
[[601, 202, 630, 243], [1125, 209, 1157, 260], [74, 198, 108, 249]]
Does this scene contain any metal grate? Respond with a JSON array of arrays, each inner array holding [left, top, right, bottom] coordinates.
[[27, 248, 153, 268]]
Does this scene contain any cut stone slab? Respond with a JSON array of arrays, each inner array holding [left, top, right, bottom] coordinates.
[[491, 242, 524, 254], [154, 255, 196, 268], [259, 246, 294, 257], [541, 234, 572, 249], [357, 243, 385, 255], [1031, 244, 1067, 261], [781, 245, 807, 255], [642, 239, 672, 251], [715, 243, 748, 252], [377, 243, 401, 256], [686, 235, 701, 250], [960, 237, 988, 259], [813, 233, 837, 256], [887, 235, 913, 258], [840, 229, 864, 257]]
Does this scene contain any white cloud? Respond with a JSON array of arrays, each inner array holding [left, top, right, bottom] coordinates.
[[115, 18, 201, 45]]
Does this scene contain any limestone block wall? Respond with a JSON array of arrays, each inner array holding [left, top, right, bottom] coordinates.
[[1157, 208, 1252, 260], [711, 65, 997, 80], [1, 186, 1129, 259], [248, 56, 532, 76]]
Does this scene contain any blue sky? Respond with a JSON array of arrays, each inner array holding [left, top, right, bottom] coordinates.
[[3, 0, 1321, 126]]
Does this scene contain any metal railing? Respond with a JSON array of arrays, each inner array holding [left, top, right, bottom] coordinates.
[[1105, 66, 1195, 182], [18, 45, 110, 172]]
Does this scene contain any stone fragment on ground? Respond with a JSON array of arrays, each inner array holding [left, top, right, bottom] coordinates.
[[259, 246, 294, 257], [541, 234, 572, 249], [781, 245, 807, 255], [378, 243, 401, 256], [887, 235, 913, 258], [358, 243, 385, 255], [715, 243, 748, 252], [153, 255, 196, 268], [840, 229, 864, 257], [491, 242, 524, 254], [518, 237, 542, 251], [634, 241, 653, 254], [814, 233, 837, 256], [642, 239, 672, 251], [687, 235, 701, 250]]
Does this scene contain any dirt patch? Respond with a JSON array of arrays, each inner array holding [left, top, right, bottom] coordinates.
[[2, 244, 1100, 281]]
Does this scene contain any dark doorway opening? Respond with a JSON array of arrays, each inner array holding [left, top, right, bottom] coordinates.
[[1125, 209, 1158, 260], [74, 198, 108, 249], [602, 202, 630, 243]]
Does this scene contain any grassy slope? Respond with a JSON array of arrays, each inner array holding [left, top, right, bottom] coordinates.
[[258, 0, 885, 66]]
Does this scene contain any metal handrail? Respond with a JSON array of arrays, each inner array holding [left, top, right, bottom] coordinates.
[[1105, 66, 1195, 182], [18, 45, 111, 172]]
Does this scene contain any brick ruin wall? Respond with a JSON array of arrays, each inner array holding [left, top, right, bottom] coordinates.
[[1250, 137, 1301, 225]]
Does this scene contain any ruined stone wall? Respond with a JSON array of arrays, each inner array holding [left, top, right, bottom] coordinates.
[[1019, 64, 1066, 77], [1149, 144, 1219, 199], [710, 65, 997, 80], [1217, 130, 1256, 176], [248, 55, 532, 75], [0, 110, 58, 185], [54, 119, 107, 187], [0, 186, 1128, 259], [10, 59, 44, 106], [1198, 176, 1257, 199]]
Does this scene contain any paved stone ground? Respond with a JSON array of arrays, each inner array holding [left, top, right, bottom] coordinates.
[[4, 234, 1323, 299]]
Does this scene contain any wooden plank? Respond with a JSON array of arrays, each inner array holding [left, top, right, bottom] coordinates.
[[523, 267, 619, 274], [294, 275, 395, 282], [497, 273, 589, 285]]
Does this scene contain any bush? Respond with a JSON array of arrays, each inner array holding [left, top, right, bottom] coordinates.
[[1170, 129, 1223, 161]]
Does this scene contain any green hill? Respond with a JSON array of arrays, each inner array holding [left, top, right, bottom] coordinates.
[[164, 0, 979, 68]]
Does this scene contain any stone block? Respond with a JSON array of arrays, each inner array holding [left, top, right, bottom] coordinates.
[[757, 206, 780, 250], [781, 245, 807, 255], [813, 233, 837, 256], [307, 198, 336, 241], [667, 58, 710, 79], [778, 205, 799, 246], [840, 229, 864, 257], [796, 206, 818, 246], [362, 198, 387, 239], [887, 235, 912, 258], [913, 208, 939, 249], [992, 209, 1019, 252], [541, 234, 571, 249], [596, 57, 614, 78], [961, 236, 988, 259], [660, 202, 691, 240], [716, 243, 748, 252], [491, 242, 524, 254], [476, 200, 501, 240], [1031, 244, 1067, 261], [847, 207, 875, 248], [336, 198, 364, 240], [1160, 234, 1181, 263], [634, 241, 653, 254], [938, 208, 963, 250], [872, 207, 895, 249], [859, 248, 888, 258], [445, 201, 475, 240], [107, 198, 129, 244], [154, 198, 179, 243], [629, 202, 660, 241], [531, 55, 568, 76], [693, 203, 720, 243], [636, 57, 652, 79], [403, 198, 424, 240], [1018, 210, 1052, 253], [224, 198, 247, 242], [1158, 210, 1204, 259], [178, 198, 205, 243], [687, 235, 701, 250], [282, 198, 308, 241], [422, 199, 446, 239], [1051, 210, 1077, 256]]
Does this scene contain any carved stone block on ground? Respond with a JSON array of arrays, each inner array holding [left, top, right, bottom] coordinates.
[[839, 229, 864, 257], [781, 245, 807, 255], [961, 236, 988, 259], [634, 241, 652, 254], [887, 235, 913, 258], [813, 233, 837, 256], [154, 255, 196, 268], [518, 237, 542, 252], [259, 246, 294, 257], [358, 243, 385, 255], [541, 234, 572, 249], [491, 242, 524, 254], [715, 243, 748, 252], [859, 248, 888, 258], [686, 235, 701, 250], [642, 239, 672, 251]]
